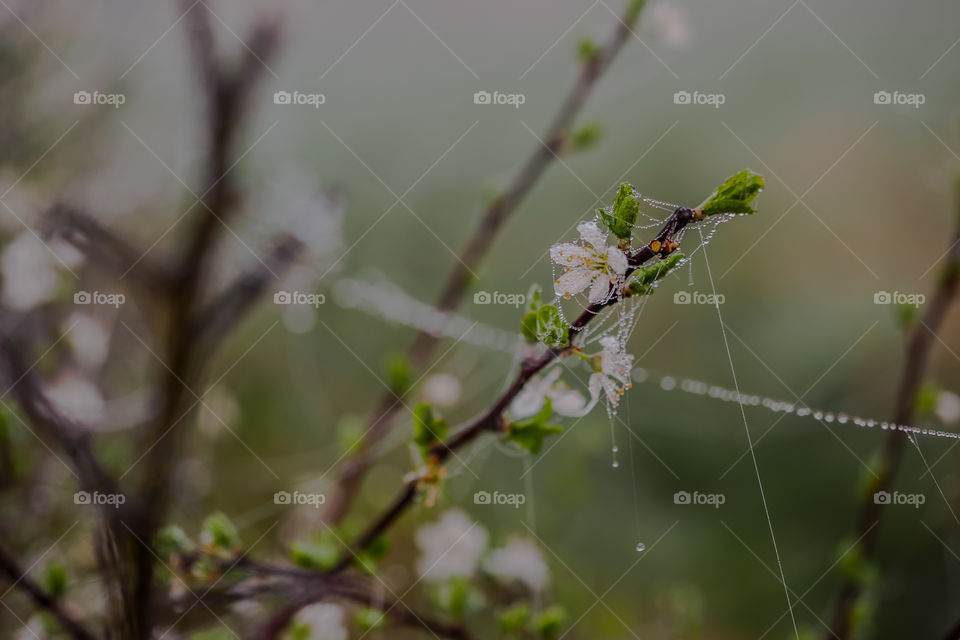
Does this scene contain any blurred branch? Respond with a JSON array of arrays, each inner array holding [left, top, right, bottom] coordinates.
[[127, 6, 283, 638], [192, 234, 303, 348], [827, 203, 960, 638], [0, 540, 98, 640], [42, 204, 174, 289], [323, 0, 649, 525]]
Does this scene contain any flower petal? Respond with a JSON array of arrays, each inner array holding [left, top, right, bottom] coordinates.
[[555, 267, 594, 299], [577, 221, 608, 252], [606, 247, 628, 275], [550, 243, 589, 268], [588, 272, 611, 303]]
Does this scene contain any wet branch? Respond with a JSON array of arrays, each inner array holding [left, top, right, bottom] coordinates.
[[323, 0, 649, 525], [826, 204, 960, 638]]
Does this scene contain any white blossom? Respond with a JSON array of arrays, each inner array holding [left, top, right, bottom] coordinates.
[[293, 603, 347, 640], [936, 390, 960, 424], [510, 367, 587, 419], [45, 373, 105, 425], [550, 222, 627, 303], [588, 337, 634, 408], [422, 373, 463, 408], [415, 509, 488, 583], [483, 537, 550, 593]]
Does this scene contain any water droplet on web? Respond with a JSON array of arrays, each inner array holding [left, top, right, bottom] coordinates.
[[612, 460, 619, 468], [635, 542, 645, 552], [612, 446, 619, 454]]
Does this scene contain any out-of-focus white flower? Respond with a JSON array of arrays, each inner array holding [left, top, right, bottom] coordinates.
[[936, 391, 960, 424], [415, 509, 489, 583], [422, 373, 463, 408], [66, 313, 111, 369], [588, 337, 634, 408], [550, 222, 627, 304], [510, 367, 587, 419], [648, 2, 691, 48], [197, 386, 240, 437], [293, 603, 347, 640], [1, 232, 60, 311], [483, 537, 550, 593], [45, 373, 105, 426]]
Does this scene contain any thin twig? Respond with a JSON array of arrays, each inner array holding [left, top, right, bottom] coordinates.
[[323, 0, 649, 525], [826, 206, 960, 638], [0, 541, 99, 640]]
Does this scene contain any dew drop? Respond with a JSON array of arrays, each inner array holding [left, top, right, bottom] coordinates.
[[612, 460, 619, 468], [612, 446, 619, 454], [635, 542, 645, 552]]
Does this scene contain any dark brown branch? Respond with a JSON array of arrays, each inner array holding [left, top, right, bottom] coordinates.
[[827, 211, 960, 638], [323, 0, 650, 525], [127, 9, 283, 639], [0, 540, 98, 640], [42, 204, 174, 290]]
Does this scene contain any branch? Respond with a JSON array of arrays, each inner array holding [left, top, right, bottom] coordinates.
[[323, 0, 649, 524], [827, 210, 960, 638], [127, 8, 283, 638], [42, 204, 174, 289], [0, 541, 99, 640]]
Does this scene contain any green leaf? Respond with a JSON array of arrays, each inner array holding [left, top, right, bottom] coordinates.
[[569, 123, 603, 152], [354, 535, 389, 574], [627, 0, 646, 22], [527, 283, 543, 311], [628, 252, 685, 296], [42, 563, 67, 599], [507, 398, 563, 454], [602, 183, 639, 239], [534, 605, 568, 640], [698, 169, 765, 216], [576, 37, 599, 64], [522, 304, 568, 348], [200, 512, 241, 552], [355, 608, 386, 632], [384, 352, 413, 395], [412, 402, 448, 450], [498, 603, 531, 635], [432, 576, 482, 619], [155, 525, 195, 559], [290, 533, 340, 571]]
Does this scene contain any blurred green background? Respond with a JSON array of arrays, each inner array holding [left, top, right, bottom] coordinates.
[[2, 0, 960, 638]]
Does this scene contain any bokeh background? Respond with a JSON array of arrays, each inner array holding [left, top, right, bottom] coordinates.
[[2, 0, 960, 638]]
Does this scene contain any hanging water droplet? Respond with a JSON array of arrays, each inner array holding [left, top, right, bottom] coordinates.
[[612, 460, 619, 468], [612, 446, 619, 454], [635, 542, 645, 552]]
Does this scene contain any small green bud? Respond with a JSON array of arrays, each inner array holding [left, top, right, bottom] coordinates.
[[606, 183, 639, 239], [200, 512, 241, 552], [498, 602, 531, 635], [534, 605, 568, 640], [569, 123, 603, 152], [355, 608, 386, 631], [576, 37, 600, 64], [384, 352, 413, 395], [291, 536, 340, 571], [507, 398, 563, 454], [42, 563, 67, 599], [628, 252, 684, 296], [155, 524, 195, 559], [413, 403, 447, 451]]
